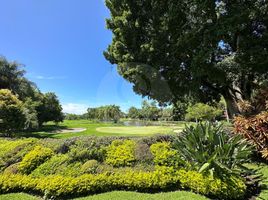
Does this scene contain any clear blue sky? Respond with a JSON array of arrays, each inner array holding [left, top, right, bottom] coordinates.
[[0, 0, 144, 114]]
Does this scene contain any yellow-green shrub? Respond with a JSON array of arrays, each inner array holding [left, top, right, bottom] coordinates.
[[177, 169, 246, 199], [0, 167, 246, 199], [3, 163, 19, 175], [0, 174, 38, 193], [18, 146, 54, 174], [0, 139, 36, 158], [31, 154, 69, 177], [105, 140, 136, 167], [150, 142, 179, 166], [81, 160, 99, 174]]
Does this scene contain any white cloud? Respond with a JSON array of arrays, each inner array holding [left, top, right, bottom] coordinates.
[[35, 75, 67, 80], [62, 103, 88, 114]]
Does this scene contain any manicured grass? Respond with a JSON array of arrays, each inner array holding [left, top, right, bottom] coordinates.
[[74, 191, 209, 200], [96, 126, 183, 135], [0, 191, 208, 200], [0, 193, 40, 200], [19, 120, 187, 139]]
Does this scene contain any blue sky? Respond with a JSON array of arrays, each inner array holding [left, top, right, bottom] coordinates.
[[0, 0, 144, 114]]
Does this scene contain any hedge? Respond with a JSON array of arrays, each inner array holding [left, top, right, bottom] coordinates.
[[0, 166, 246, 199]]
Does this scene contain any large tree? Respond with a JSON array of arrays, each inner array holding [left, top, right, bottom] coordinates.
[[0, 56, 63, 127], [141, 100, 160, 121], [0, 56, 38, 100], [104, 0, 268, 118], [87, 105, 122, 123], [36, 92, 64, 126]]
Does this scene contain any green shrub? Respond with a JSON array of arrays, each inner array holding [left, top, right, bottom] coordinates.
[[31, 154, 69, 177], [18, 146, 54, 174], [0, 174, 38, 193], [57, 162, 83, 177], [0, 139, 36, 158], [134, 142, 153, 164], [81, 160, 99, 174], [150, 142, 179, 167], [177, 169, 246, 199], [67, 140, 106, 162], [0, 167, 246, 199], [105, 140, 136, 167], [68, 147, 92, 162], [0, 139, 37, 172], [173, 122, 253, 178], [3, 163, 19, 174]]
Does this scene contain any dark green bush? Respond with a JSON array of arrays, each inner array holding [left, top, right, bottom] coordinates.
[[134, 142, 153, 164]]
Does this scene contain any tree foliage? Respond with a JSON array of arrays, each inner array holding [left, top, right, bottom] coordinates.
[[36, 92, 64, 125], [0, 56, 63, 132], [127, 106, 141, 119], [104, 0, 268, 118], [87, 105, 122, 123], [141, 100, 160, 121], [0, 89, 25, 135], [185, 103, 223, 122]]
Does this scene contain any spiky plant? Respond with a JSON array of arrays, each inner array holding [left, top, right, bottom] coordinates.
[[173, 122, 253, 178]]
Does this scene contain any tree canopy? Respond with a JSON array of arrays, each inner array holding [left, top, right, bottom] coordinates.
[[87, 105, 122, 123], [0, 56, 63, 132], [0, 89, 25, 135], [185, 103, 223, 122], [104, 0, 268, 118]]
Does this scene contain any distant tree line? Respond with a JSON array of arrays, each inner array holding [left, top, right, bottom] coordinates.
[[64, 105, 123, 123], [64, 99, 225, 123], [0, 56, 63, 135], [128, 100, 225, 122]]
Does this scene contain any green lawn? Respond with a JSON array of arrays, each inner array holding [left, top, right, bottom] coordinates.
[[74, 191, 208, 200], [256, 164, 268, 200], [0, 191, 208, 200], [0, 193, 41, 200], [19, 120, 186, 139]]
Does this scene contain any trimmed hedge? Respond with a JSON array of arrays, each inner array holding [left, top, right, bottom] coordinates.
[[150, 142, 179, 167], [0, 167, 246, 199], [18, 146, 54, 174], [105, 140, 136, 167]]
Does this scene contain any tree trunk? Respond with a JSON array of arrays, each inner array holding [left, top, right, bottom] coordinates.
[[222, 86, 244, 119]]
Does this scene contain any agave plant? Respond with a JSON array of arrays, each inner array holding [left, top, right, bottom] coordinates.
[[173, 122, 253, 178]]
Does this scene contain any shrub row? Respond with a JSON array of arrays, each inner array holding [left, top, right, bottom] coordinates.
[[18, 146, 54, 174], [0, 167, 246, 199], [105, 140, 136, 167]]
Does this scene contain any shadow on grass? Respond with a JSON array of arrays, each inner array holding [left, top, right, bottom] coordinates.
[[0, 124, 68, 139]]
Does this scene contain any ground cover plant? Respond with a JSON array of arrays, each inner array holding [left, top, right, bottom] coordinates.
[[0, 122, 259, 200]]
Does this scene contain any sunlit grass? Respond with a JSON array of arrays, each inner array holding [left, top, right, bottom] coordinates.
[[19, 120, 187, 139], [0, 191, 208, 200]]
